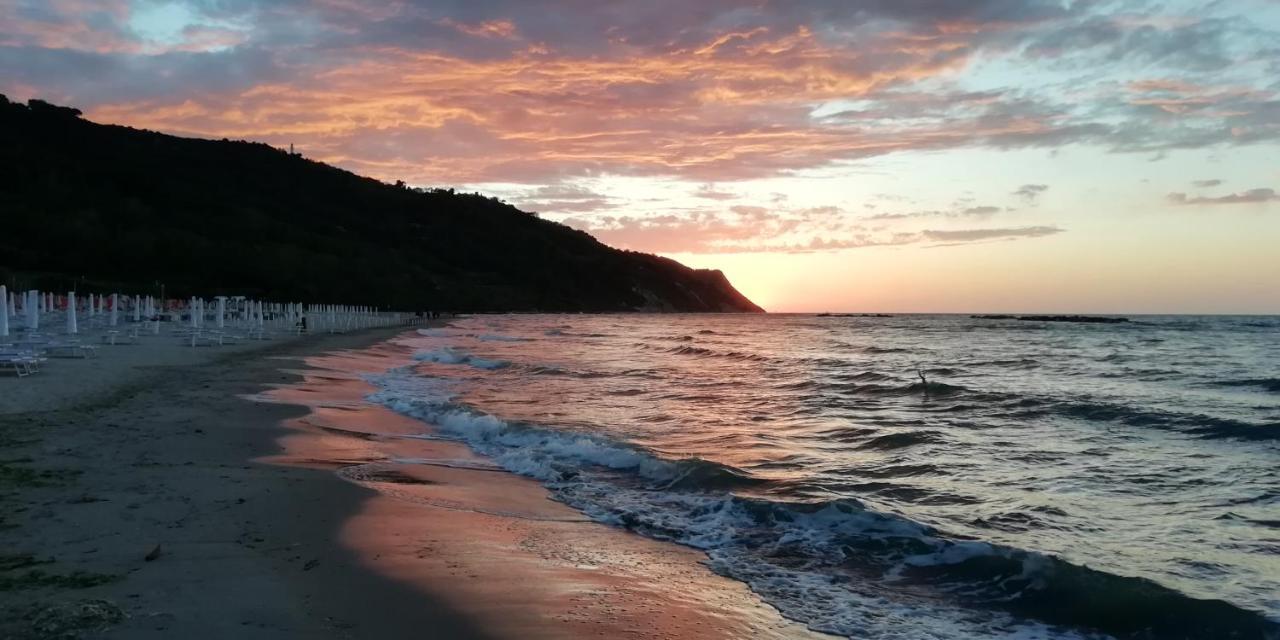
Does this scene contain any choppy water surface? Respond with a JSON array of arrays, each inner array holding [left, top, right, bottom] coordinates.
[[368, 314, 1280, 639]]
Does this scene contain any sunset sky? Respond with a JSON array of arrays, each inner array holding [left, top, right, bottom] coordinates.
[[3, 1, 1278, 313]]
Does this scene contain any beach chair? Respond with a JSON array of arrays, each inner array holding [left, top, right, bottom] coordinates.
[[44, 341, 98, 358], [35, 335, 98, 358], [0, 354, 31, 377], [101, 329, 140, 345], [0, 347, 44, 376], [186, 331, 222, 347]]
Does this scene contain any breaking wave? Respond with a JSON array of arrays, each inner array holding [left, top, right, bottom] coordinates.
[[366, 368, 1278, 639]]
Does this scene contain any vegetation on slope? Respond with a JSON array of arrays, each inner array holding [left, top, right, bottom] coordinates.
[[0, 96, 762, 313]]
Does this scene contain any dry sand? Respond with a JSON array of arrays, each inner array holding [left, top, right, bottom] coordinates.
[[0, 324, 831, 639]]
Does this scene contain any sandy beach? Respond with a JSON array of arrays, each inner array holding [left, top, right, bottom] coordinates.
[[0, 325, 829, 639]]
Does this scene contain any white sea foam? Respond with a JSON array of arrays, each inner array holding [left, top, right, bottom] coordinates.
[[417, 328, 459, 337], [363, 366, 1105, 640], [412, 347, 508, 370]]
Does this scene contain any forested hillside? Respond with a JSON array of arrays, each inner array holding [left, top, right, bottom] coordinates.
[[0, 96, 762, 313]]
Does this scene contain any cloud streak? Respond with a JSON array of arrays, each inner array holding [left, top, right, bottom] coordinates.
[[1012, 183, 1049, 203], [565, 199, 1062, 254], [1168, 188, 1279, 206]]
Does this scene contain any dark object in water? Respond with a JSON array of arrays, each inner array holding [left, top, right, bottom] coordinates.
[[972, 314, 1130, 324], [817, 313, 894, 318]]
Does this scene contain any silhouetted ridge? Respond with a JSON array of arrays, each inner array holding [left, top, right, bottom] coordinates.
[[0, 95, 763, 313]]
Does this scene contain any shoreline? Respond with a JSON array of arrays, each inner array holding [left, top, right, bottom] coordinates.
[[0, 324, 829, 639]]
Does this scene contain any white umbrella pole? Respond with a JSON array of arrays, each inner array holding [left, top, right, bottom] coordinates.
[[109, 293, 119, 327]]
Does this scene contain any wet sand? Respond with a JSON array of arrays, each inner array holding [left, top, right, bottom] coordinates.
[[0, 326, 830, 639]]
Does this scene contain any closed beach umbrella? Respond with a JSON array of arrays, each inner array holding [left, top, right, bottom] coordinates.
[[216, 297, 225, 328], [190, 297, 198, 328], [26, 290, 38, 330], [67, 292, 77, 334], [133, 295, 141, 323], [0, 285, 8, 337], [110, 293, 119, 327]]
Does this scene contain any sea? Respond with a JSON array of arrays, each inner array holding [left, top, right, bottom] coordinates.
[[365, 313, 1280, 639]]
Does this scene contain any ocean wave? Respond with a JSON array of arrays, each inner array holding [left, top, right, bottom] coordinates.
[[855, 431, 946, 450], [834, 380, 970, 399], [832, 371, 899, 383], [1208, 378, 1280, 394], [965, 358, 1041, 369], [1013, 401, 1280, 442], [412, 348, 509, 370], [861, 345, 912, 354], [477, 333, 531, 342], [366, 370, 1279, 639], [663, 344, 770, 362], [417, 327, 460, 337]]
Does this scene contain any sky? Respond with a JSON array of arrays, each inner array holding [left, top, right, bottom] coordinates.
[[2, 1, 1278, 313]]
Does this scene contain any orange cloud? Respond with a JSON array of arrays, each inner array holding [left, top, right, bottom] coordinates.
[[0, 0, 136, 53], [77, 24, 1031, 185], [439, 18, 517, 39]]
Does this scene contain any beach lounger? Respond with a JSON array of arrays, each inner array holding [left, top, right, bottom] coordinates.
[[186, 331, 222, 347], [0, 355, 32, 377], [44, 342, 98, 358], [101, 330, 139, 345], [0, 349, 44, 376], [13, 336, 97, 359]]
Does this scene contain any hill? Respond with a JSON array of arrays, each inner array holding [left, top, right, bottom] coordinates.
[[0, 96, 763, 313]]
